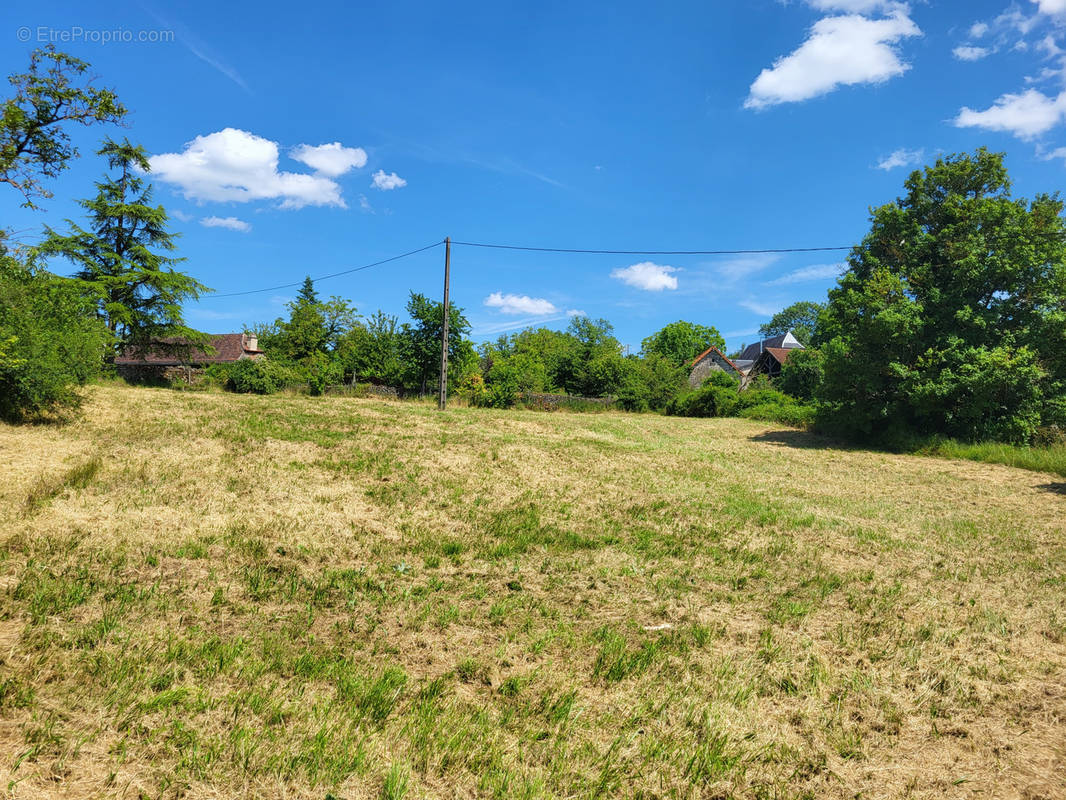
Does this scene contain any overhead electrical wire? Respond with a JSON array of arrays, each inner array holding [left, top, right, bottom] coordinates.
[[201, 240, 446, 299], [197, 237, 862, 300], [194, 230, 1066, 301], [450, 240, 854, 256]]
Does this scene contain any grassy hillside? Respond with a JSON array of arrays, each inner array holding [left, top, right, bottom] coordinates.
[[1, 385, 1064, 799]]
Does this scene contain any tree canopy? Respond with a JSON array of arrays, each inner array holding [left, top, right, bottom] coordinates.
[[38, 138, 208, 358], [641, 320, 725, 366], [759, 301, 825, 346], [818, 148, 1066, 443], [1, 46, 126, 208]]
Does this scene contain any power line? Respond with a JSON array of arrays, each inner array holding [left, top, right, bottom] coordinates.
[[450, 240, 855, 256], [200, 240, 445, 299]]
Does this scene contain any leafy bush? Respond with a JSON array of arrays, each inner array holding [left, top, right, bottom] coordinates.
[[0, 261, 108, 420], [737, 399, 816, 427], [226, 358, 291, 395], [733, 384, 816, 428], [306, 351, 341, 396], [778, 348, 824, 401], [475, 380, 520, 409]]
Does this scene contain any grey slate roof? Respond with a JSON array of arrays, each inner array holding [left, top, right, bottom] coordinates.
[[738, 331, 804, 362]]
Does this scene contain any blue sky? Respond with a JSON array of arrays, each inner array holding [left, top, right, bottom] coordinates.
[[3, 0, 1066, 352]]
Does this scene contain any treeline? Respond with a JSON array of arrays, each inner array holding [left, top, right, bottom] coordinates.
[[229, 278, 475, 397], [235, 293, 730, 414]]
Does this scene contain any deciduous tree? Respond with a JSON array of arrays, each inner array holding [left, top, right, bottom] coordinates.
[[641, 320, 725, 366], [818, 148, 1066, 443], [1, 46, 126, 208]]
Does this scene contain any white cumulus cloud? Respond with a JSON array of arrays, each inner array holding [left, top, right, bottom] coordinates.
[[954, 88, 1066, 139], [1033, 0, 1066, 17], [953, 45, 991, 61], [371, 170, 407, 190], [200, 215, 251, 232], [745, 8, 921, 109], [484, 292, 559, 316], [610, 262, 679, 291], [765, 263, 846, 285], [876, 147, 924, 170], [290, 142, 367, 177], [149, 128, 348, 209]]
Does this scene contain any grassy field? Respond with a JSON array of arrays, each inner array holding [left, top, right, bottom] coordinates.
[[1, 385, 1064, 800]]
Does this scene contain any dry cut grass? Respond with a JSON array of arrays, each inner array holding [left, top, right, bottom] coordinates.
[[0, 384, 1064, 800]]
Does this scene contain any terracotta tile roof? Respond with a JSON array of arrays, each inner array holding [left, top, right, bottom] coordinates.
[[115, 333, 261, 366], [690, 345, 742, 374], [763, 347, 795, 365]]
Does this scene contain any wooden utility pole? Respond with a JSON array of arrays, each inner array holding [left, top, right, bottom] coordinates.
[[438, 237, 451, 410]]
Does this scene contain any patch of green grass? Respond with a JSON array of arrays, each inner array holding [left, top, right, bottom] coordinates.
[[23, 455, 102, 514], [917, 439, 1066, 478]]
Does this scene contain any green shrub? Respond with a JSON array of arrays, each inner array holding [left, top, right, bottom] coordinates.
[[0, 261, 108, 421], [306, 351, 341, 396], [474, 376, 519, 408], [666, 385, 737, 418], [778, 348, 824, 401], [738, 401, 816, 428], [226, 358, 290, 394]]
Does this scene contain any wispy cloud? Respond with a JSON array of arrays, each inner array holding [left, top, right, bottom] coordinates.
[[715, 253, 781, 283], [473, 314, 577, 336], [953, 45, 992, 61], [187, 308, 248, 321], [201, 215, 251, 232], [143, 5, 249, 91], [876, 148, 924, 170], [765, 262, 845, 285], [739, 298, 781, 317]]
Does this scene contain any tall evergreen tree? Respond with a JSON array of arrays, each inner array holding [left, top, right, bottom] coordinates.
[[38, 138, 208, 358]]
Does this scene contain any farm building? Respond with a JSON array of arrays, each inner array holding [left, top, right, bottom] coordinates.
[[688, 331, 805, 387], [687, 346, 744, 387], [115, 332, 263, 383], [738, 331, 805, 379]]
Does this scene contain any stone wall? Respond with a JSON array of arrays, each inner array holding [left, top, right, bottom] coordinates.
[[519, 392, 615, 411], [116, 364, 204, 385], [688, 350, 741, 388]]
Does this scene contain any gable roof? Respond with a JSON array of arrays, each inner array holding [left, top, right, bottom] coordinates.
[[761, 347, 797, 366], [115, 333, 262, 366], [739, 331, 804, 362], [690, 345, 742, 375]]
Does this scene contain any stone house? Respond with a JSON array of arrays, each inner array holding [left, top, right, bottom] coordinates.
[[687, 345, 744, 388], [687, 331, 805, 388], [115, 332, 263, 383]]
